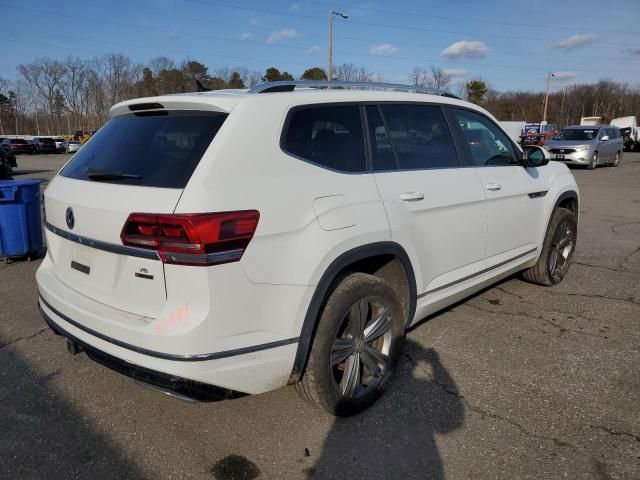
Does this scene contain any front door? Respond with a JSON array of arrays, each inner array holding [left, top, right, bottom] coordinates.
[[449, 108, 548, 269]]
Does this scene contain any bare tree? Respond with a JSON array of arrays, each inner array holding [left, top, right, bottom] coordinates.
[[61, 56, 87, 131], [335, 63, 356, 81], [149, 56, 176, 76], [18, 58, 66, 133], [409, 66, 428, 87], [426, 67, 452, 90]]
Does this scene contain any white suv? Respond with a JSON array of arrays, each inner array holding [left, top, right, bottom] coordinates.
[[36, 81, 579, 416]]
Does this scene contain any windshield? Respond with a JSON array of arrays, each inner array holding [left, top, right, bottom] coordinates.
[[553, 129, 599, 141], [60, 111, 227, 188]]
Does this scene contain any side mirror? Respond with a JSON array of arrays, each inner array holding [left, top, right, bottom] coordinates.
[[600, 135, 609, 141], [522, 145, 550, 167]]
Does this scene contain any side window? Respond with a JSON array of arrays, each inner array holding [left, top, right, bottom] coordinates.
[[606, 128, 616, 139], [452, 108, 519, 166], [282, 105, 366, 172], [375, 104, 459, 170]]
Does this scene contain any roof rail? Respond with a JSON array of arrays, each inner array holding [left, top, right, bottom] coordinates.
[[248, 80, 461, 99]]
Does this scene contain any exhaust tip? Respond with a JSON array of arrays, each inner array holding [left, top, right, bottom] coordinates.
[[66, 339, 84, 356]]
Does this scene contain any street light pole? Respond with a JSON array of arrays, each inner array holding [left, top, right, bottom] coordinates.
[[327, 8, 348, 81]]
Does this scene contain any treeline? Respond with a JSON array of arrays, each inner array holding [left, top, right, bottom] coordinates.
[[483, 81, 640, 126], [410, 66, 640, 126], [0, 53, 638, 136]]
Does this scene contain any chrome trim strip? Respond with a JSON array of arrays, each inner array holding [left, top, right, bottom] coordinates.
[[45, 221, 160, 260], [418, 247, 538, 298], [39, 296, 299, 362]]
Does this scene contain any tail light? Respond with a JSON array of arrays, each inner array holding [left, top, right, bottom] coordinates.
[[121, 211, 259, 266]]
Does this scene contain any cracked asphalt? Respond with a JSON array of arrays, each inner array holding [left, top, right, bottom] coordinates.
[[1, 154, 639, 480]]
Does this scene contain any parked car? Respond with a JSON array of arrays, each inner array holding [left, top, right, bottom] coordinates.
[[52, 138, 67, 153], [545, 125, 623, 169], [1, 138, 36, 155], [0, 144, 17, 168], [0, 146, 15, 178], [62, 141, 82, 153], [36, 81, 579, 416], [31, 137, 58, 154]]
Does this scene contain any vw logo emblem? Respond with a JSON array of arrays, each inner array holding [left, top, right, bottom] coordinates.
[[560, 149, 565, 153], [65, 207, 75, 230]]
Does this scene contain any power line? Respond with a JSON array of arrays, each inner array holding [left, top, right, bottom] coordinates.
[[296, 0, 640, 36], [183, 0, 638, 47], [5, 3, 639, 65], [4, 4, 639, 79]]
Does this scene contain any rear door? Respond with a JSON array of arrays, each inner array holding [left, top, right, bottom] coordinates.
[[449, 107, 549, 268], [368, 104, 488, 299], [44, 109, 227, 318]]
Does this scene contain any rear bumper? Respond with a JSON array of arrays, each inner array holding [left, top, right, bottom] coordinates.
[[40, 302, 244, 402], [38, 294, 299, 395]]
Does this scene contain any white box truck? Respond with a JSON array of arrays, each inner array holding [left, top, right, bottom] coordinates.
[[611, 116, 639, 151]]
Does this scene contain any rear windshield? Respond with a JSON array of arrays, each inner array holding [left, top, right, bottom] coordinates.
[[39, 138, 55, 144], [12, 139, 27, 144], [553, 129, 599, 141], [60, 111, 227, 188]]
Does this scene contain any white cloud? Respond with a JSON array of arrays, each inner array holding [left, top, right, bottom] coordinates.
[[554, 34, 596, 50], [441, 40, 488, 59], [552, 71, 577, 80], [266, 28, 300, 44], [442, 68, 467, 78], [289, 3, 299, 11], [249, 18, 258, 26], [307, 45, 321, 54], [240, 32, 251, 40], [370, 43, 398, 55]]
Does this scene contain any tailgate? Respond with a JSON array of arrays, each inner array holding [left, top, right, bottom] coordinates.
[[44, 175, 182, 318]]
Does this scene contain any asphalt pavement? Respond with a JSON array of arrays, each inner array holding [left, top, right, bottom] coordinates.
[[1, 153, 639, 479]]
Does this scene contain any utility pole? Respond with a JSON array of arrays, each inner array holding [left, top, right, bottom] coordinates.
[[560, 85, 567, 124], [327, 8, 348, 81], [542, 71, 554, 123], [328, 9, 333, 81]]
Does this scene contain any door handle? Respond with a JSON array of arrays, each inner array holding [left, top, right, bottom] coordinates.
[[399, 192, 425, 202], [485, 183, 502, 191]]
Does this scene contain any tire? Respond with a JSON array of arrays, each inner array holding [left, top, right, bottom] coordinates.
[[522, 207, 577, 286], [612, 151, 621, 167], [296, 272, 405, 416], [588, 152, 598, 170]]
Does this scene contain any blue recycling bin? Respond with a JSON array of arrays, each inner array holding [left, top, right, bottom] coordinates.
[[0, 179, 43, 259]]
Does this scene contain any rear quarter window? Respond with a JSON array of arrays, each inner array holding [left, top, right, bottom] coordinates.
[[282, 104, 367, 172], [60, 111, 227, 188]]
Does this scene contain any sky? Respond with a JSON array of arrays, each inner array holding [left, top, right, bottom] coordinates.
[[2, 0, 640, 92]]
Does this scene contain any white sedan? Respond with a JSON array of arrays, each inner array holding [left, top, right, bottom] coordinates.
[[62, 141, 82, 154]]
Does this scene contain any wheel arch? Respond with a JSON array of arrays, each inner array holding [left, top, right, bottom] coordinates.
[[554, 190, 579, 219], [289, 241, 417, 383]]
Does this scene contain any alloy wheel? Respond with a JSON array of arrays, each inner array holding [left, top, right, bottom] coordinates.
[[330, 297, 393, 399], [548, 220, 573, 280]]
